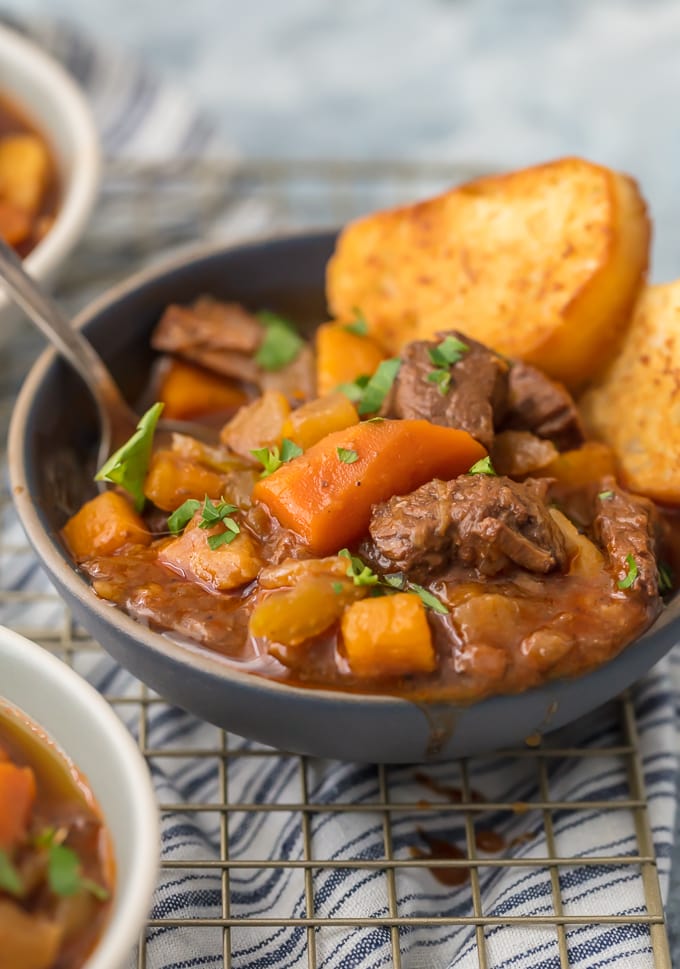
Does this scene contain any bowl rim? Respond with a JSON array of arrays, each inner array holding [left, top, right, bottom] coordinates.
[[8, 232, 679, 730], [0, 22, 100, 291], [0, 623, 158, 969]]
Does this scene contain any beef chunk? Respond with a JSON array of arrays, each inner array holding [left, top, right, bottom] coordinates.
[[504, 361, 584, 451], [369, 474, 568, 577], [592, 478, 660, 598], [152, 297, 264, 382], [151, 296, 314, 400], [381, 331, 509, 449]]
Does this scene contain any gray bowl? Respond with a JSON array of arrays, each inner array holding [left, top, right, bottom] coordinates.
[[8, 233, 680, 762]]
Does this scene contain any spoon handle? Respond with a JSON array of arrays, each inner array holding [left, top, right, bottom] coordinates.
[[0, 238, 137, 437]]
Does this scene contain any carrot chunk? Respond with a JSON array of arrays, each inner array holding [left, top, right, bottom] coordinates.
[[341, 593, 436, 678], [316, 322, 386, 397], [0, 761, 36, 850], [62, 491, 151, 560], [253, 419, 486, 554], [143, 450, 226, 512], [158, 358, 248, 420]]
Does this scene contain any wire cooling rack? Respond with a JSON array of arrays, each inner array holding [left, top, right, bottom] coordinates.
[[0, 160, 673, 968]]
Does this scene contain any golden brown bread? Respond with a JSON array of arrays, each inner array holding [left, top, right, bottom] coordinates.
[[579, 281, 680, 504], [326, 157, 650, 388]]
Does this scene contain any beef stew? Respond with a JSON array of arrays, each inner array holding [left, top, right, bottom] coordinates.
[[60, 298, 676, 704], [0, 703, 113, 969]]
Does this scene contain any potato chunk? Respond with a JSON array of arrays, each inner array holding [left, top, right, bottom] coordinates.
[[0, 134, 50, 214], [62, 491, 151, 559], [579, 281, 680, 503], [160, 519, 261, 592], [341, 593, 435, 678], [327, 158, 649, 388], [220, 390, 290, 459], [144, 450, 227, 512], [281, 392, 359, 450]]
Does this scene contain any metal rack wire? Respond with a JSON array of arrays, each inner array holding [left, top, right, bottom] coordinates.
[[0, 159, 672, 968]]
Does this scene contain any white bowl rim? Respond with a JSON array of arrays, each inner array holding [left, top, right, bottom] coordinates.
[[0, 22, 100, 295], [0, 624, 159, 969]]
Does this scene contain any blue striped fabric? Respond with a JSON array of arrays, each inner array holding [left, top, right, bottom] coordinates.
[[0, 13, 678, 968]]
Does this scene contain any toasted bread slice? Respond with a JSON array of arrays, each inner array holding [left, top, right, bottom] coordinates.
[[326, 158, 650, 388], [580, 282, 680, 504]]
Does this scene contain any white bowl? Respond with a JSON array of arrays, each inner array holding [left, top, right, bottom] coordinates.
[[0, 625, 159, 969], [0, 23, 100, 341]]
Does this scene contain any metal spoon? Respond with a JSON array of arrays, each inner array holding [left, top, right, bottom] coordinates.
[[0, 238, 214, 469]]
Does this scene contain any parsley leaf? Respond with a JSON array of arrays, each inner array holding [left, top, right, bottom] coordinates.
[[408, 582, 449, 615], [332, 581, 344, 595], [95, 402, 164, 511], [427, 368, 451, 395], [342, 560, 450, 613], [335, 374, 370, 403], [598, 490, 614, 501], [357, 358, 402, 415], [281, 438, 303, 462], [618, 553, 639, 590], [0, 849, 23, 896], [167, 498, 202, 535], [344, 310, 368, 336], [252, 438, 302, 477], [207, 527, 239, 551], [338, 548, 379, 586], [659, 562, 674, 594], [384, 573, 448, 613], [337, 447, 359, 464], [428, 335, 469, 367], [468, 456, 497, 476], [198, 497, 239, 529], [255, 311, 304, 371], [47, 842, 109, 901]]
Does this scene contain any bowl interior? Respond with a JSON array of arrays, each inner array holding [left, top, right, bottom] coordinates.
[[0, 625, 158, 969]]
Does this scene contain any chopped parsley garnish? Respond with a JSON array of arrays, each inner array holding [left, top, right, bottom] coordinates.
[[332, 581, 344, 595], [618, 553, 639, 590], [407, 582, 450, 615], [195, 497, 241, 549], [598, 490, 614, 501], [340, 557, 449, 612], [198, 497, 238, 528], [357, 357, 402, 415], [427, 368, 451, 395], [0, 849, 22, 896], [47, 841, 109, 901], [168, 496, 241, 549], [337, 447, 359, 464], [338, 549, 380, 586], [167, 498, 202, 534], [659, 562, 674, 594], [207, 520, 240, 550], [95, 402, 164, 512], [468, 456, 497, 476], [336, 374, 370, 403], [255, 311, 304, 371], [344, 310, 368, 336], [384, 573, 448, 613], [252, 438, 303, 477], [428, 335, 469, 368]]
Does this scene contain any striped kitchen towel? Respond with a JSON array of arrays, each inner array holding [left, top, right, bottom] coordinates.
[[0, 12, 677, 969]]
